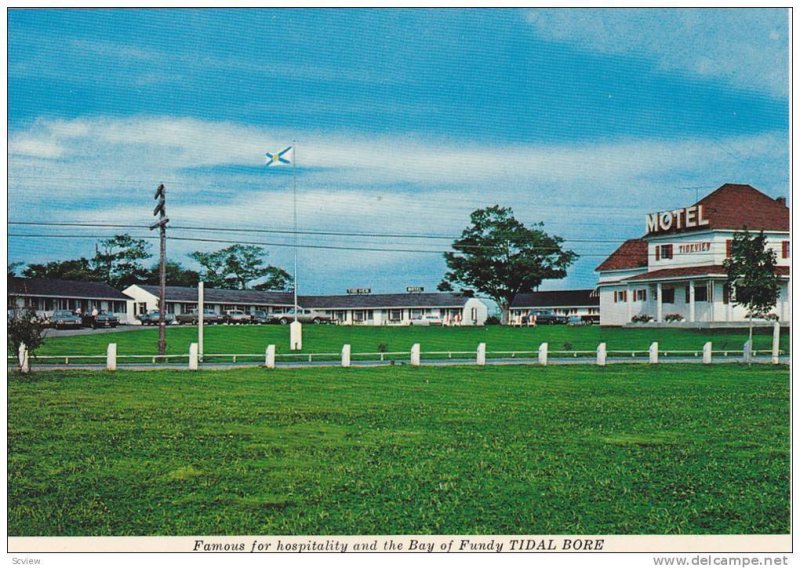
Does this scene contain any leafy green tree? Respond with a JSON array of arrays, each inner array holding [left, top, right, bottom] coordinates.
[[144, 260, 201, 287], [93, 234, 152, 289], [7, 262, 23, 277], [723, 229, 781, 347], [8, 307, 46, 373], [22, 258, 100, 281], [440, 206, 577, 323], [189, 244, 291, 290]]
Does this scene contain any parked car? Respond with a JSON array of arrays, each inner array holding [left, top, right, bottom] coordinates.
[[410, 314, 444, 326], [275, 309, 333, 325], [252, 310, 276, 324], [138, 310, 176, 326], [525, 309, 569, 325], [176, 309, 225, 325], [49, 309, 83, 330], [224, 309, 253, 324], [82, 310, 119, 329]]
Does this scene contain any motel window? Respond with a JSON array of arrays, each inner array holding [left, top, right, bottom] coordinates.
[[659, 244, 673, 259], [782, 241, 790, 259], [613, 290, 628, 303], [388, 309, 402, 321], [411, 308, 423, 318], [695, 284, 708, 302], [661, 288, 675, 304], [723, 284, 732, 305], [471, 307, 478, 322], [635, 289, 647, 302]]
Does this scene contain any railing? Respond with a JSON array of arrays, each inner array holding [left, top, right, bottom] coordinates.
[[8, 328, 787, 372]]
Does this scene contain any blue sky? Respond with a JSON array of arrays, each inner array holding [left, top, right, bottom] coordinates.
[[8, 8, 789, 297]]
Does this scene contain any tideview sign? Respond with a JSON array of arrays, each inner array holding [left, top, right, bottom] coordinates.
[[646, 205, 710, 234]]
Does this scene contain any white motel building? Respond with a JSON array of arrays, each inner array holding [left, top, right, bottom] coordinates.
[[122, 284, 489, 326], [596, 183, 790, 326]]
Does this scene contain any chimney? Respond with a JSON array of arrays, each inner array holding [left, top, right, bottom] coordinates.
[[776, 197, 787, 207]]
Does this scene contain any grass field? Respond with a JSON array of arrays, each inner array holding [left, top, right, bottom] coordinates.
[[8, 364, 789, 535], [36, 324, 789, 359]]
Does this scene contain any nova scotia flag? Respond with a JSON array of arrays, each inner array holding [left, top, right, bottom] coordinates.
[[265, 146, 293, 167]]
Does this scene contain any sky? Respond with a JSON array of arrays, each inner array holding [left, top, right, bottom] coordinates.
[[7, 8, 790, 297]]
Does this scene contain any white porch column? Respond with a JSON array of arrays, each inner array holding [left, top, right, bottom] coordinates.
[[688, 281, 695, 322], [656, 283, 663, 322], [626, 285, 632, 322]]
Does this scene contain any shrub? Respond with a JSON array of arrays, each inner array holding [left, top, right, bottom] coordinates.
[[664, 313, 684, 322], [7, 307, 47, 372], [562, 342, 573, 351], [631, 314, 653, 323], [485, 316, 501, 325], [377, 343, 388, 353]]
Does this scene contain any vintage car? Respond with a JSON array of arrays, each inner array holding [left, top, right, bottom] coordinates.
[[49, 309, 83, 330], [175, 309, 225, 325], [524, 309, 569, 325], [409, 314, 444, 326], [224, 309, 253, 324], [82, 310, 119, 329], [251, 310, 276, 324], [274, 308, 333, 325], [138, 310, 176, 326]]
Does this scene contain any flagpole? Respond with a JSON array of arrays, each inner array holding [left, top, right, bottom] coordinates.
[[292, 142, 298, 322]]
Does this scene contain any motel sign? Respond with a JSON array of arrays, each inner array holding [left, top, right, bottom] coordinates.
[[645, 205, 710, 234]]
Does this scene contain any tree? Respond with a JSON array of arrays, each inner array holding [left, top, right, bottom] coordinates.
[[7, 262, 23, 277], [440, 206, 578, 323], [144, 260, 201, 287], [723, 229, 780, 347], [93, 234, 152, 289], [22, 258, 100, 281], [8, 307, 46, 373], [188, 244, 291, 290]]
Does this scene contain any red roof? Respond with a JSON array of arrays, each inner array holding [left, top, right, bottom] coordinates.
[[650, 183, 789, 236], [595, 239, 648, 271], [622, 265, 789, 282]]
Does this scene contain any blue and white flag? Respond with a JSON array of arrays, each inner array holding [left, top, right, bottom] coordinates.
[[265, 146, 293, 167]]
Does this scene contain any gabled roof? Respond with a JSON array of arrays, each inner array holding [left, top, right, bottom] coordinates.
[[135, 284, 295, 305], [650, 183, 789, 236], [8, 277, 129, 300], [511, 289, 599, 308], [299, 293, 471, 310], [595, 239, 648, 272]]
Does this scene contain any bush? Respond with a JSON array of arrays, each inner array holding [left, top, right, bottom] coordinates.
[[562, 342, 573, 351], [631, 314, 653, 323], [664, 313, 684, 322], [7, 307, 47, 371], [377, 343, 388, 353], [485, 316, 501, 325]]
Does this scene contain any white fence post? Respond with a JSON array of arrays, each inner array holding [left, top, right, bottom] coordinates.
[[410, 343, 421, 367], [342, 344, 351, 368], [649, 342, 658, 364], [18, 343, 29, 374], [476, 343, 486, 366], [772, 322, 781, 364], [265, 345, 276, 369], [703, 342, 712, 364], [743, 340, 752, 363], [538, 342, 548, 366], [597, 342, 607, 366], [189, 343, 199, 370], [107, 343, 117, 371]]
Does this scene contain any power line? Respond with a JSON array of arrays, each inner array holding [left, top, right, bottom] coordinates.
[[7, 220, 634, 244], [6, 232, 737, 259]]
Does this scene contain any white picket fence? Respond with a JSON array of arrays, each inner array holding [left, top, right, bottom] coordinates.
[[10, 322, 786, 372]]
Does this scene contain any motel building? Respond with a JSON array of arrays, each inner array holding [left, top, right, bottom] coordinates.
[[595, 183, 790, 327], [122, 284, 489, 326], [8, 277, 130, 319], [509, 289, 600, 325]]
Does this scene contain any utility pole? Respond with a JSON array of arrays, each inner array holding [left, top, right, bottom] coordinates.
[[150, 183, 169, 356]]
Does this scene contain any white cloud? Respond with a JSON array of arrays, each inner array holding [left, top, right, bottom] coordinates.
[[525, 8, 788, 98], [8, 115, 789, 292]]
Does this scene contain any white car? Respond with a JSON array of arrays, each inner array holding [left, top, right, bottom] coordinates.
[[410, 314, 443, 326]]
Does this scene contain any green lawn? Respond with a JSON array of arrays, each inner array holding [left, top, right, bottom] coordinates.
[[36, 324, 789, 359], [8, 364, 789, 535]]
